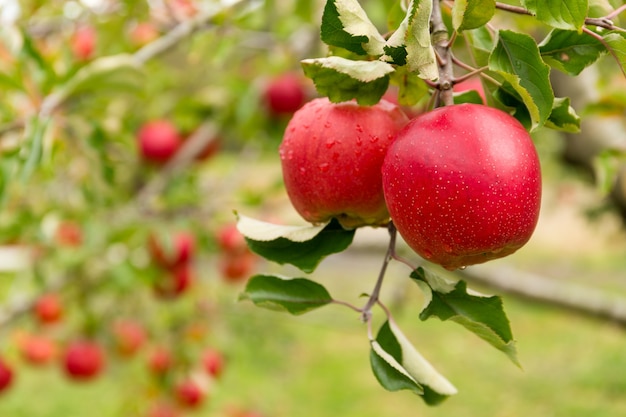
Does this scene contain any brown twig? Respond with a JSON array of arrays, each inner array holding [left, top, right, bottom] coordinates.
[[431, 0, 455, 106]]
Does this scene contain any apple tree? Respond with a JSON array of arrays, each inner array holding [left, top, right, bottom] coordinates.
[[0, 0, 625, 414]]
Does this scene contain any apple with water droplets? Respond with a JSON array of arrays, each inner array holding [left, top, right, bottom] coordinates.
[[382, 103, 541, 270], [279, 97, 409, 229]]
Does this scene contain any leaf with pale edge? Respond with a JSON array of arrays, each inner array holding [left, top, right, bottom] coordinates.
[[493, 83, 532, 130], [370, 320, 457, 405], [320, 0, 386, 56], [539, 29, 606, 75], [301, 56, 393, 105], [489, 30, 554, 131], [521, 0, 588, 31], [383, 0, 438, 80], [237, 214, 355, 274], [545, 97, 580, 132], [240, 275, 333, 315], [411, 267, 520, 367], [452, 0, 496, 32]]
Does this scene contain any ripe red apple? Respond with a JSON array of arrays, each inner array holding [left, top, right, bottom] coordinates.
[[153, 265, 193, 299], [71, 25, 97, 61], [148, 346, 173, 375], [382, 103, 541, 270], [112, 319, 146, 357], [19, 334, 57, 366], [0, 358, 14, 393], [264, 73, 307, 116], [34, 293, 63, 324], [148, 231, 195, 269], [201, 348, 224, 379], [453, 77, 486, 104], [279, 97, 409, 228], [137, 120, 183, 164], [175, 378, 205, 408], [63, 340, 105, 380]]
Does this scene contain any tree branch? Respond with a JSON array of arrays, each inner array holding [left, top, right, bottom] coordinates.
[[431, 0, 455, 106], [459, 264, 626, 328]]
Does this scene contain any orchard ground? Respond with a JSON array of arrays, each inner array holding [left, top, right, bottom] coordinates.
[[1, 130, 626, 417]]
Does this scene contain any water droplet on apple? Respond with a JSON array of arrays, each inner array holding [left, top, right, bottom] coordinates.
[[458, 265, 467, 270], [355, 124, 363, 133], [443, 243, 454, 253], [318, 162, 330, 172], [422, 249, 433, 259], [299, 167, 306, 174], [325, 139, 336, 148]]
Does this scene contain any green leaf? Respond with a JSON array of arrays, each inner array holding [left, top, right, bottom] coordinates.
[[390, 66, 430, 106], [465, 26, 495, 67], [411, 267, 520, 366], [521, 0, 588, 31], [301, 56, 393, 105], [603, 33, 626, 75], [0, 71, 24, 92], [452, 0, 496, 32], [18, 31, 56, 92], [321, 0, 386, 56], [62, 54, 143, 99], [539, 29, 606, 75], [453, 89, 485, 104], [371, 320, 457, 405], [384, 0, 438, 80], [545, 97, 581, 132], [237, 215, 355, 273], [19, 117, 51, 182], [489, 30, 554, 130], [240, 275, 333, 315], [492, 83, 532, 129]]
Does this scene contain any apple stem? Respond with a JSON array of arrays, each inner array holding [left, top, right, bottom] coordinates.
[[431, 0, 455, 107], [360, 222, 397, 322]]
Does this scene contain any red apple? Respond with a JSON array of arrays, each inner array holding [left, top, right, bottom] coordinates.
[[279, 97, 409, 228], [153, 265, 193, 298], [148, 346, 173, 375], [137, 120, 183, 164], [453, 77, 486, 104], [71, 25, 97, 61], [34, 293, 63, 324], [55, 221, 82, 246], [218, 252, 255, 283], [130, 22, 159, 46], [175, 378, 205, 408], [148, 231, 195, 269], [112, 319, 146, 357], [0, 358, 14, 393], [216, 223, 248, 255], [201, 348, 224, 378], [19, 334, 57, 366], [63, 340, 105, 380], [382, 103, 541, 270], [264, 73, 307, 116]]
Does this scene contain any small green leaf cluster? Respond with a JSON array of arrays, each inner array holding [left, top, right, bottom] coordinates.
[[237, 217, 518, 405], [304, 0, 626, 131]]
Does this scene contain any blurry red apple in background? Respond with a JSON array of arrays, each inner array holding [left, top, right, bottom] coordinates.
[[137, 120, 183, 164], [63, 340, 105, 380], [19, 334, 57, 366], [112, 319, 147, 357], [202, 348, 225, 379], [153, 265, 193, 299], [148, 346, 173, 375], [34, 293, 63, 324], [0, 358, 14, 393], [175, 378, 205, 408], [55, 221, 82, 247], [148, 230, 195, 269], [71, 25, 97, 61], [264, 73, 307, 117]]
